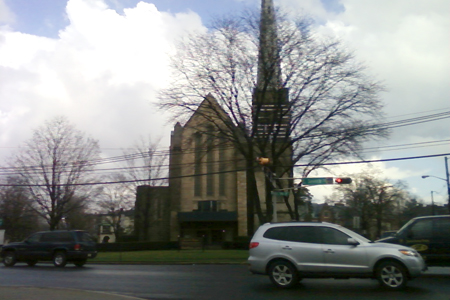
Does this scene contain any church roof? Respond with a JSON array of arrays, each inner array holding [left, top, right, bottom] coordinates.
[[182, 94, 234, 130]]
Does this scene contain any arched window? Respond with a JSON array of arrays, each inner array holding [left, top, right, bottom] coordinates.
[[218, 136, 226, 196], [206, 126, 215, 196], [194, 132, 202, 197]]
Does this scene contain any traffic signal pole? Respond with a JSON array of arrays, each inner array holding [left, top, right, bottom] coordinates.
[[256, 157, 353, 222]]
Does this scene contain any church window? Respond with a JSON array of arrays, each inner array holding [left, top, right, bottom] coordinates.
[[198, 200, 219, 212], [194, 132, 202, 196], [206, 127, 215, 196], [219, 136, 226, 196]]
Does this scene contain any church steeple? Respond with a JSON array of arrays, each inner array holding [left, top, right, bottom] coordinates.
[[257, 0, 282, 91], [253, 0, 289, 140]]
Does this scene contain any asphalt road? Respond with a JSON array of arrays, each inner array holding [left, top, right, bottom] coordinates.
[[0, 264, 449, 300]]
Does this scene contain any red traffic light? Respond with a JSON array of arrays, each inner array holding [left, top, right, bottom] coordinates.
[[335, 177, 352, 184]]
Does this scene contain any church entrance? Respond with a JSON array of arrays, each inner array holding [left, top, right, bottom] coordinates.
[[180, 221, 237, 247]]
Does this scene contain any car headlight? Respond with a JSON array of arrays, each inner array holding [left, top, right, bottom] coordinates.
[[399, 249, 418, 257]]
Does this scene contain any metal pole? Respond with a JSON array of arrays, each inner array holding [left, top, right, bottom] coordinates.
[[431, 191, 435, 215], [445, 157, 450, 214]]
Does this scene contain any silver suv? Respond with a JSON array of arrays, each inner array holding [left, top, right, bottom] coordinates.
[[248, 222, 426, 290]]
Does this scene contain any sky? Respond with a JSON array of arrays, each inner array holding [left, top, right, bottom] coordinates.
[[0, 0, 449, 207]]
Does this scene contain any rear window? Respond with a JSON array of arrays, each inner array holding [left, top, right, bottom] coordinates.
[[434, 218, 450, 238], [263, 226, 320, 243], [263, 227, 288, 241], [75, 231, 96, 242]]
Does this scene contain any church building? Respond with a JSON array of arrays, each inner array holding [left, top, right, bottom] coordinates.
[[135, 0, 294, 245]]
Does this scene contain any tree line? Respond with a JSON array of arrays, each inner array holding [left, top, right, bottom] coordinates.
[[0, 117, 167, 242]]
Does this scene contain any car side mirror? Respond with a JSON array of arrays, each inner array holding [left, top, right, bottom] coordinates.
[[347, 238, 359, 246]]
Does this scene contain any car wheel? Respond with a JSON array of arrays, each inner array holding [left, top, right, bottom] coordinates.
[[268, 260, 299, 289], [3, 251, 16, 267], [53, 251, 67, 267], [376, 261, 408, 290], [26, 260, 38, 267], [74, 259, 87, 267]]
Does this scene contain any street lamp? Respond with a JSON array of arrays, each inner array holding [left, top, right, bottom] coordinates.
[[422, 172, 450, 214], [421, 175, 446, 181]]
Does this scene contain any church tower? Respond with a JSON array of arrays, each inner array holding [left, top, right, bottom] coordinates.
[[253, 0, 290, 142], [253, 0, 294, 224]]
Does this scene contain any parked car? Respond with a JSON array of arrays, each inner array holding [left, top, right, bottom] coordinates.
[[377, 215, 450, 267], [248, 222, 426, 290], [1, 230, 97, 268]]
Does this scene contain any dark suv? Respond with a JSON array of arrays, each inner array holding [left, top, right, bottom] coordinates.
[[377, 215, 450, 266], [1, 230, 97, 268]]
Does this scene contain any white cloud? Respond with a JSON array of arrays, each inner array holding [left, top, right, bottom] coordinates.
[[281, 0, 449, 122], [0, 0, 205, 155], [0, 0, 14, 24], [279, 0, 449, 203], [317, 0, 449, 116]]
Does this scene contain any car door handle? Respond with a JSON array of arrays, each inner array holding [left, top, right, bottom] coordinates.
[[324, 249, 335, 254], [282, 246, 292, 250]]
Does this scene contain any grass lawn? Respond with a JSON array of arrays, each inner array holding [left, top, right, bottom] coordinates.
[[91, 250, 249, 264]]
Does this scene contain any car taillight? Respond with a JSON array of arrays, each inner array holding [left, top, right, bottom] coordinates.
[[249, 242, 259, 249], [74, 244, 81, 251]]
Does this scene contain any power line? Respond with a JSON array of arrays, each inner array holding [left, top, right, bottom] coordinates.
[[1, 110, 448, 176], [1, 137, 449, 177], [364, 139, 450, 151], [1, 152, 449, 187], [294, 153, 450, 167]]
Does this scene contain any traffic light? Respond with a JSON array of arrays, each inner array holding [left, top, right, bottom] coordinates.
[[256, 157, 270, 165], [335, 177, 352, 184]]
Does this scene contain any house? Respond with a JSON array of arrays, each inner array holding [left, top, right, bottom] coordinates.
[[94, 209, 135, 243]]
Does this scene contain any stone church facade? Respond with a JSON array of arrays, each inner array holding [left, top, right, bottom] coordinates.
[[167, 95, 249, 244]]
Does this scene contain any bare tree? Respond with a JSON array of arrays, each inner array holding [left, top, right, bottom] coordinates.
[[95, 174, 135, 241], [10, 116, 101, 230], [159, 9, 386, 228], [121, 136, 168, 240], [335, 174, 407, 239], [122, 135, 169, 188], [0, 177, 41, 242]]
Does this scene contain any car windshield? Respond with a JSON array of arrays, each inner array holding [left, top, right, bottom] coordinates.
[[338, 226, 372, 243], [381, 231, 397, 238], [396, 219, 415, 236]]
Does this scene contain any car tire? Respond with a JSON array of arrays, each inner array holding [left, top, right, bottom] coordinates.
[[53, 251, 67, 268], [376, 261, 408, 290], [74, 259, 87, 267], [3, 251, 17, 267], [268, 260, 299, 289], [26, 260, 38, 267]]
